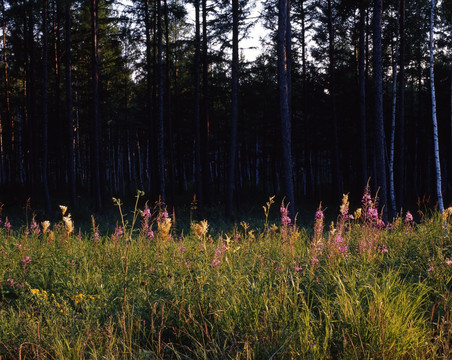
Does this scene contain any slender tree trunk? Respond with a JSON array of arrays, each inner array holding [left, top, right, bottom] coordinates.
[[65, 0, 76, 208], [194, 0, 203, 208], [1, 0, 12, 183], [327, 0, 342, 198], [91, 0, 103, 210], [144, 0, 156, 197], [201, 0, 210, 206], [226, 0, 239, 220], [157, 0, 165, 202], [42, 0, 51, 214], [429, 0, 444, 212], [358, 1, 368, 189], [397, 0, 406, 207], [164, 0, 175, 203], [278, 0, 295, 219], [373, 0, 387, 219], [389, 27, 399, 218]]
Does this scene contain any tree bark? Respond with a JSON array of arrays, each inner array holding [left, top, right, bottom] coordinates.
[[397, 0, 406, 207], [1, 0, 12, 183], [429, 0, 444, 212], [226, 0, 239, 220], [372, 0, 387, 219], [194, 0, 203, 209], [65, 0, 77, 208], [91, 0, 103, 210], [278, 0, 295, 220], [327, 0, 343, 198], [358, 0, 368, 189], [157, 0, 165, 202], [42, 0, 51, 214]]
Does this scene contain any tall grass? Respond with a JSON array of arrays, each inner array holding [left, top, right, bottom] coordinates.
[[0, 192, 451, 359]]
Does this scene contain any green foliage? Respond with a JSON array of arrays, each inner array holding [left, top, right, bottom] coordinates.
[[0, 197, 451, 359]]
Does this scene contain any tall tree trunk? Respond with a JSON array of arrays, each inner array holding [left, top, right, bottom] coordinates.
[[91, 0, 103, 210], [327, 0, 342, 198], [65, 0, 76, 208], [429, 0, 444, 212], [1, 0, 12, 183], [373, 0, 387, 219], [397, 0, 406, 207], [201, 0, 210, 206], [157, 0, 165, 202], [389, 26, 399, 218], [226, 0, 239, 220], [164, 0, 175, 203], [42, 0, 51, 214], [278, 0, 295, 219], [144, 0, 157, 197], [194, 0, 203, 209], [358, 0, 368, 189]]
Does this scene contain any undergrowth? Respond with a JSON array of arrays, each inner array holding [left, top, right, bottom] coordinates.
[[0, 188, 451, 359]]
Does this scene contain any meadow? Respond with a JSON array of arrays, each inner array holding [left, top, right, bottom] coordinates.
[[1, 188, 451, 359]]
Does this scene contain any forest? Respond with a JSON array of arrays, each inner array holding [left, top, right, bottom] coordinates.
[[0, 0, 451, 220]]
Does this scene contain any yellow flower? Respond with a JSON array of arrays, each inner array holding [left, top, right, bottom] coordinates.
[[192, 220, 208, 238], [354, 208, 362, 220], [339, 194, 349, 216], [41, 220, 50, 233], [63, 214, 74, 234], [158, 217, 172, 240], [59, 205, 68, 216], [30, 289, 40, 295]]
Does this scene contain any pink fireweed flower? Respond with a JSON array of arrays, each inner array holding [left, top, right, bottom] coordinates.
[[311, 257, 319, 265], [405, 211, 413, 223], [21, 256, 31, 265], [294, 267, 302, 272], [31, 221, 40, 234], [4, 221, 11, 230], [147, 230, 154, 239], [143, 208, 151, 217], [212, 259, 221, 267], [16, 243, 22, 248], [445, 258, 452, 266], [280, 205, 291, 226], [428, 266, 434, 272], [377, 244, 389, 253]]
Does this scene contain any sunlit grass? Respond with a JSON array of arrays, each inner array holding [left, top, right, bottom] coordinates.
[[0, 191, 451, 359]]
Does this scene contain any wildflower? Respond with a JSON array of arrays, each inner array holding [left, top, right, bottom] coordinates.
[[313, 204, 325, 241], [63, 214, 74, 234], [339, 194, 349, 216], [377, 244, 389, 253], [21, 256, 31, 265], [212, 259, 221, 267], [147, 230, 154, 239], [93, 231, 100, 242], [294, 267, 302, 272], [30, 221, 40, 235], [143, 208, 151, 217], [311, 257, 319, 265], [405, 211, 413, 223], [192, 220, 209, 239], [280, 205, 291, 226], [275, 266, 283, 271], [16, 243, 22, 248], [445, 258, 452, 266], [59, 205, 68, 216], [157, 217, 172, 240], [354, 208, 362, 220], [4, 220, 11, 230], [41, 221, 50, 233], [428, 266, 434, 272]]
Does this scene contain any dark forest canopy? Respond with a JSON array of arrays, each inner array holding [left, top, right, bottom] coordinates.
[[0, 0, 451, 219]]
